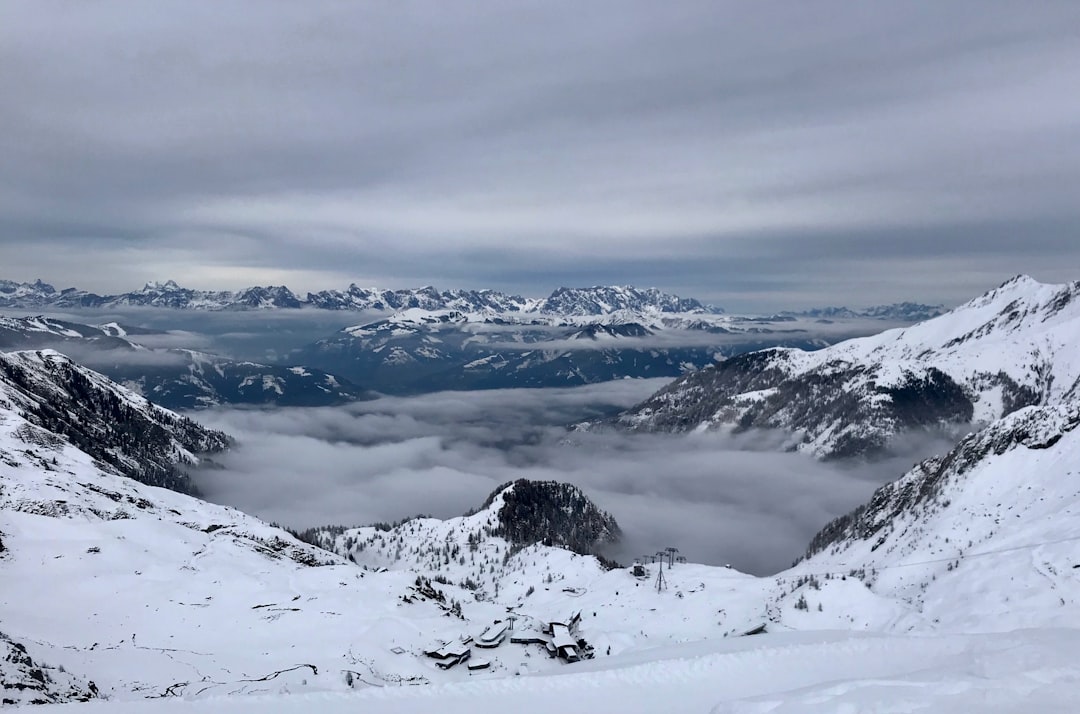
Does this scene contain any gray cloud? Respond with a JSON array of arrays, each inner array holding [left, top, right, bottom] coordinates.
[[192, 382, 949, 574], [4, 1, 1080, 309]]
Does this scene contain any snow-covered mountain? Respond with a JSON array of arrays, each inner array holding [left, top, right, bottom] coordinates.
[[0, 279, 719, 315], [3, 338, 1080, 709], [0, 349, 229, 494], [305, 479, 621, 598], [612, 276, 1080, 457], [0, 279, 305, 310], [782, 302, 945, 322], [306, 285, 534, 313], [0, 381, 437, 702], [103, 281, 305, 310], [776, 398, 1080, 635], [292, 308, 830, 394], [533, 286, 718, 316], [0, 316, 369, 409]]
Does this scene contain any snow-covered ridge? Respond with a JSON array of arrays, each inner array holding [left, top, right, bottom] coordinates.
[[782, 398, 1080, 633], [614, 275, 1080, 457], [299, 302, 845, 394], [306, 479, 621, 599], [0, 279, 721, 315], [0, 316, 370, 410], [3, 347, 1080, 708], [0, 349, 230, 493]]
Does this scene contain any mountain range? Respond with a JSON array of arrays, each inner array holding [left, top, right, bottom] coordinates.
[[1, 277, 943, 319], [289, 308, 844, 394], [0, 279, 723, 315], [0, 316, 370, 410], [0, 278, 949, 398], [609, 275, 1080, 458], [3, 276, 1080, 709]]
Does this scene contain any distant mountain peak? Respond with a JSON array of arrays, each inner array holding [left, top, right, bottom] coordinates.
[[537, 285, 718, 316], [141, 279, 183, 292]]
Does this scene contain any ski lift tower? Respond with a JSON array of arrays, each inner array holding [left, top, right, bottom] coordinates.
[[654, 550, 668, 593]]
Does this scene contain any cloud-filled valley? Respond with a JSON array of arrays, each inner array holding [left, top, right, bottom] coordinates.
[[193, 380, 952, 575]]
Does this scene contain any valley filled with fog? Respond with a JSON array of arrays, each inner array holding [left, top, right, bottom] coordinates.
[[192, 380, 951, 575], [10, 305, 955, 575]]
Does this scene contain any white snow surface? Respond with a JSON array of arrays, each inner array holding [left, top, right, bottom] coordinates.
[[783, 275, 1080, 420], [624, 275, 1080, 457], [4, 327, 1080, 709]]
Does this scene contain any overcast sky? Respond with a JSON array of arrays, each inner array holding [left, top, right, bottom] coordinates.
[[3, 1, 1080, 310]]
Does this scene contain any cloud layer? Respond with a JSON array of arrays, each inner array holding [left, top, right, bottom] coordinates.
[[192, 381, 949, 575], [4, 2, 1080, 309]]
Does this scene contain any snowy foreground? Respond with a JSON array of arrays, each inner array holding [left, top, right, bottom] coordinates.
[[3, 345, 1080, 710], [39, 629, 1079, 713]]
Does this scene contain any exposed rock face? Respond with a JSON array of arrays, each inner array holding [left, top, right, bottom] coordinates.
[[534, 286, 717, 315], [1, 632, 98, 706]]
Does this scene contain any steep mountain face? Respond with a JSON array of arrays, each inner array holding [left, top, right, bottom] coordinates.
[[614, 276, 1080, 458], [0, 316, 369, 409], [308, 480, 620, 598], [784, 399, 1080, 632], [0, 350, 230, 494]]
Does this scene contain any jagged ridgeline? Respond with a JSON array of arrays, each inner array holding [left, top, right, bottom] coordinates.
[[0, 350, 230, 495], [612, 275, 1080, 459], [800, 402, 1080, 563], [480, 479, 621, 555]]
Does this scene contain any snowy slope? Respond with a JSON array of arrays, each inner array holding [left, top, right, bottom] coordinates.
[[0, 350, 230, 494], [0, 400, 474, 701], [5, 295, 1080, 710], [17, 630, 1080, 712], [781, 400, 1080, 634], [310, 480, 621, 599], [616, 276, 1080, 457]]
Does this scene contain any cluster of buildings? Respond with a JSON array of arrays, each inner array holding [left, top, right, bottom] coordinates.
[[423, 610, 589, 671]]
